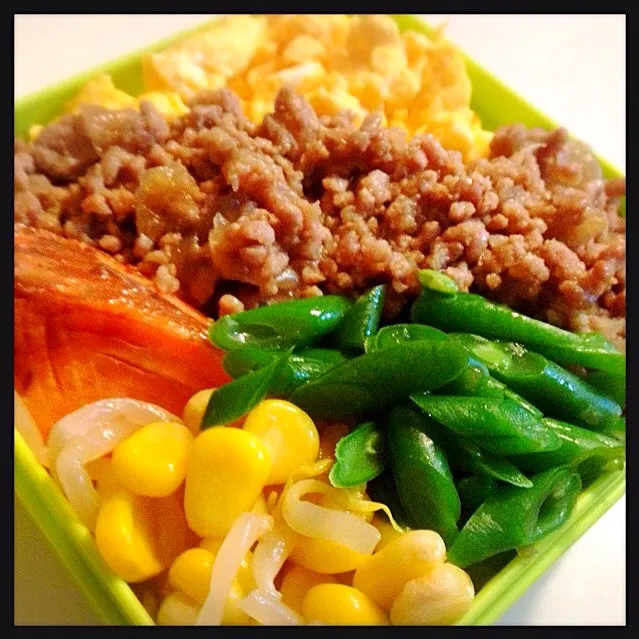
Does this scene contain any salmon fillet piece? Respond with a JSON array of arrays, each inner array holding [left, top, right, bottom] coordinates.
[[14, 227, 229, 439]]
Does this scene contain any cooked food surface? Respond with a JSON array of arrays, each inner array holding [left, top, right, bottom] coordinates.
[[14, 86, 626, 347], [14, 14, 627, 628], [17, 273, 624, 626], [36, 15, 488, 161], [14, 227, 228, 437]]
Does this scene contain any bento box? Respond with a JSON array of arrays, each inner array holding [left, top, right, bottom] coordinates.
[[14, 14, 626, 626]]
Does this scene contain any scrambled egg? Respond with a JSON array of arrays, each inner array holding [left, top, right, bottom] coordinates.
[[44, 15, 493, 161]]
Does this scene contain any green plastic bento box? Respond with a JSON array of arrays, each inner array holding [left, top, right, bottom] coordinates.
[[14, 14, 626, 626]]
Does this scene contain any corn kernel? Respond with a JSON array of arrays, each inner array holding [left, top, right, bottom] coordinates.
[[112, 422, 193, 498], [290, 537, 369, 575], [371, 515, 404, 551], [390, 563, 475, 625], [157, 592, 200, 625], [199, 537, 224, 555], [243, 400, 319, 485], [95, 489, 163, 583], [182, 389, 214, 435], [169, 547, 215, 605], [280, 565, 337, 614], [184, 427, 271, 537], [302, 583, 389, 625], [197, 538, 257, 594], [167, 547, 252, 624], [353, 530, 446, 611], [223, 581, 253, 626]]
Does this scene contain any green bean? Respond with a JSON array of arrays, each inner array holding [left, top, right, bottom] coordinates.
[[601, 416, 625, 442], [418, 269, 459, 295], [329, 422, 386, 488], [365, 324, 541, 416], [509, 418, 625, 481], [417, 417, 533, 488], [335, 285, 386, 352], [411, 287, 624, 375], [387, 406, 460, 545], [290, 338, 469, 421], [452, 334, 622, 432], [201, 356, 287, 428], [447, 467, 582, 568], [364, 323, 449, 353], [411, 395, 561, 456], [366, 323, 492, 395], [471, 376, 543, 417], [223, 347, 347, 397], [209, 295, 352, 351], [456, 475, 499, 519], [583, 369, 626, 409]]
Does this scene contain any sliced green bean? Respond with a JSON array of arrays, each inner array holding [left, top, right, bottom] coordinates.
[[601, 416, 625, 442], [223, 347, 347, 397], [364, 323, 448, 353], [387, 406, 460, 545], [365, 323, 541, 415], [411, 288, 625, 375], [411, 395, 561, 456], [418, 269, 459, 295], [457, 475, 499, 519], [209, 295, 352, 351], [329, 422, 386, 488], [453, 334, 622, 432], [584, 369, 626, 409], [290, 338, 469, 421], [447, 467, 582, 568], [417, 417, 533, 488], [335, 285, 386, 352], [201, 356, 287, 428], [509, 418, 625, 481]]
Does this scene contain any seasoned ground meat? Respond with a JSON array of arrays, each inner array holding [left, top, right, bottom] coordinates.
[[14, 88, 626, 349]]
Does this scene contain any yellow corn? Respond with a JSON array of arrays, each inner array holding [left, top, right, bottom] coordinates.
[[157, 592, 200, 625], [94, 489, 163, 583], [242, 399, 319, 485], [199, 537, 224, 555], [198, 538, 257, 594], [280, 565, 337, 614], [112, 422, 193, 497], [302, 583, 389, 625], [168, 547, 215, 605], [290, 537, 369, 575], [371, 515, 404, 550], [182, 389, 214, 435], [353, 530, 446, 611], [167, 547, 252, 624], [389, 563, 475, 626], [185, 427, 271, 537], [222, 581, 253, 625]]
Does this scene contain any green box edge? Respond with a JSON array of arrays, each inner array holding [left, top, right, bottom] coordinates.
[[13, 14, 626, 627]]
